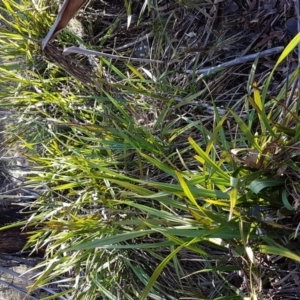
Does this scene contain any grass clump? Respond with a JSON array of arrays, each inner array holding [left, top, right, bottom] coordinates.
[[1, 0, 300, 299]]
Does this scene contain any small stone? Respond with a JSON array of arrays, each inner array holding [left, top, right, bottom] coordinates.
[[133, 42, 149, 58], [286, 18, 298, 36]]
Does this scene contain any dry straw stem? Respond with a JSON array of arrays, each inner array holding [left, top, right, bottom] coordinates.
[[62, 46, 163, 64]]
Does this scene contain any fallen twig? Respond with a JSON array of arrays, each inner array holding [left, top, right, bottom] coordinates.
[[62, 46, 163, 64], [185, 46, 284, 76]]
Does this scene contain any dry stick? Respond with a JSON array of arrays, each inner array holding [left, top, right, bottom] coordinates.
[[0, 278, 39, 300], [0, 266, 32, 284], [185, 46, 284, 76], [62, 46, 163, 64], [0, 266, 68, 300]]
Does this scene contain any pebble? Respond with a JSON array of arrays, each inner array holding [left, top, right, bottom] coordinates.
[[286, 18, 298, 36]]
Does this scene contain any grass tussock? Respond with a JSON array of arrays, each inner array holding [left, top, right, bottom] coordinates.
[[1, 0, 300, 299]]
